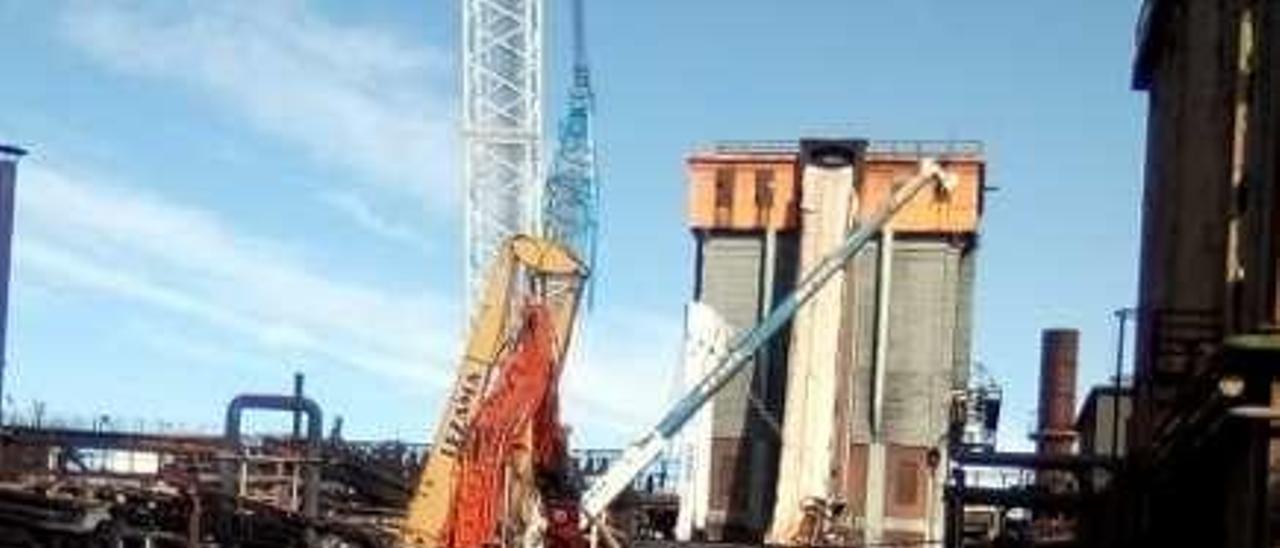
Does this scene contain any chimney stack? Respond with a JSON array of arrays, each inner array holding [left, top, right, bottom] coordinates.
[[0, 144, 27, 425], [1036, 328, 1079, 457]]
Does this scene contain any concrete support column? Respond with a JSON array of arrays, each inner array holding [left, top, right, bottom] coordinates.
[[928, 452, 947, 543], [872, 229, 894, 437], [865, 229, 895, 544], [864, 442, 886, 542]]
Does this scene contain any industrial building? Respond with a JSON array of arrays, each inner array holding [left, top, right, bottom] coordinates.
[[681, 139, 984, 543], [925, 2, 1280, 545], [1096, 0, 1280, 545], [1075, 383, 1131, 494], [1075, 385, 1131, 462], [9, 0, 1280, 545]]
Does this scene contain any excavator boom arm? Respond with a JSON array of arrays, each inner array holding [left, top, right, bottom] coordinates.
[[402, 235, 584, 547]]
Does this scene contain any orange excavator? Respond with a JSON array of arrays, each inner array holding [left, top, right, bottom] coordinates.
[[400, 235, 587, 548]]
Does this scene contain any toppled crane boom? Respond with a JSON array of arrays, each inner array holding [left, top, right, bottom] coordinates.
[[403, 236, 585, 547], [451, 304, 558, 548], [581, 156, 955, 520]]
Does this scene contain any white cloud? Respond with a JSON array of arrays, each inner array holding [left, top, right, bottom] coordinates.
[[14, 161, 683, 442], [13, 2, 689, 444], [16, 163, 456, 387], [320, 190, 426, 248], [59, 0, 457, 206], [563, 309, 686, 439]]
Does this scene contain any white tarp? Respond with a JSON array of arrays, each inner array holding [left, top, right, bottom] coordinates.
[[768, 163, 857, 542], [675, 302, 734, 541]]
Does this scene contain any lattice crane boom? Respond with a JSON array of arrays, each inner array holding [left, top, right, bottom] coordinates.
[[543, 0, 599, 290], [463, 0, 545, 319]]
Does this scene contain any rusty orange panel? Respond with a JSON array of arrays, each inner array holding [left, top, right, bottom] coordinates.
[[687, 162, 713, 227], [687, 155, 798, 231], [884, 445, 930, 520], [687, 151, 982, 234], [857, 159, 983, 234], [883, 531, 926, 545], [842, 443, 869, 517]]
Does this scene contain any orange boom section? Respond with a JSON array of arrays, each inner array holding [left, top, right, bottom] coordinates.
[[450, 303, 558, 548]]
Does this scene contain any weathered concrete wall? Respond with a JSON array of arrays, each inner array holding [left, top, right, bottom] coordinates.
[[691, 231, 796, 539], [838, 238, 973, 541], [883, 240, 970, 447], [841, 240, 973, 438]]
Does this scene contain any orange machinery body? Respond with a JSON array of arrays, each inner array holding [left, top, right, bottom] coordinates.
[[401, 235, 586, 548], [450, 303, 579, 547]]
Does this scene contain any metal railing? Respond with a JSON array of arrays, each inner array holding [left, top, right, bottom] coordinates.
[[572, 449, 681, 494], [699, 139, 984, 158], [868, 139, 984, 158], [5, 409, 222, 437]]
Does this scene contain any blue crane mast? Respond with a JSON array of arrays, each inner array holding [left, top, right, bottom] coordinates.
[[543, 0, 599, 294]]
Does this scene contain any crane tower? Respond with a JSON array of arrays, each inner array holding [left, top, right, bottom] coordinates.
[[542, 0, 599, 281], [462, 0, 544, 316]]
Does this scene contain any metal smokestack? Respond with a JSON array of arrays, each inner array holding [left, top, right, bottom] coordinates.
[[1036, 328, 1079, 456], [0, 145, 26, 425]]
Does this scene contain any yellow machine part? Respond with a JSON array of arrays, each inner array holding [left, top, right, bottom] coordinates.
[[401, 235, 586, 547]]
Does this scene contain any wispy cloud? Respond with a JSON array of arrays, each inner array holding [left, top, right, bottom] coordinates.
[[320, 190, 426, 248], [17, 163, 457, 387], [59, 0, 457, 205], [15, 161, 681, 440], [564, 310, 685, 437], [13, 2, 683, 442]]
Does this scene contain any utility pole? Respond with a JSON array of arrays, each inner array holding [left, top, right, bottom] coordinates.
[[1112, 307, 1136, 458]]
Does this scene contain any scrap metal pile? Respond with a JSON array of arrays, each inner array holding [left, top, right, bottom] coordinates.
[[0, 423, 421, 547]]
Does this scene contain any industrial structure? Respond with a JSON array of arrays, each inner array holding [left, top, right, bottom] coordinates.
[[462, 0, 544, 315], [542, 0, 599, 281], [1097, 0, 1280, 545], [0, 384, 679, 545], [1029, 329, 1081, 542], [942, 2, 1280, 545], [1074, 383, 1131, 491], [678, 139, 984, 544], [0, 1, 614, 545], [402, 235, 586, 548], [8, 0, 1280, 546], [463, 0, 600, 318], [942, 329, 1119, 547], [0, 144, 22, 425]]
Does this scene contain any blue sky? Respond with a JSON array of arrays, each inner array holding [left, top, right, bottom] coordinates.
[[0, 1, 1145, 449]]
